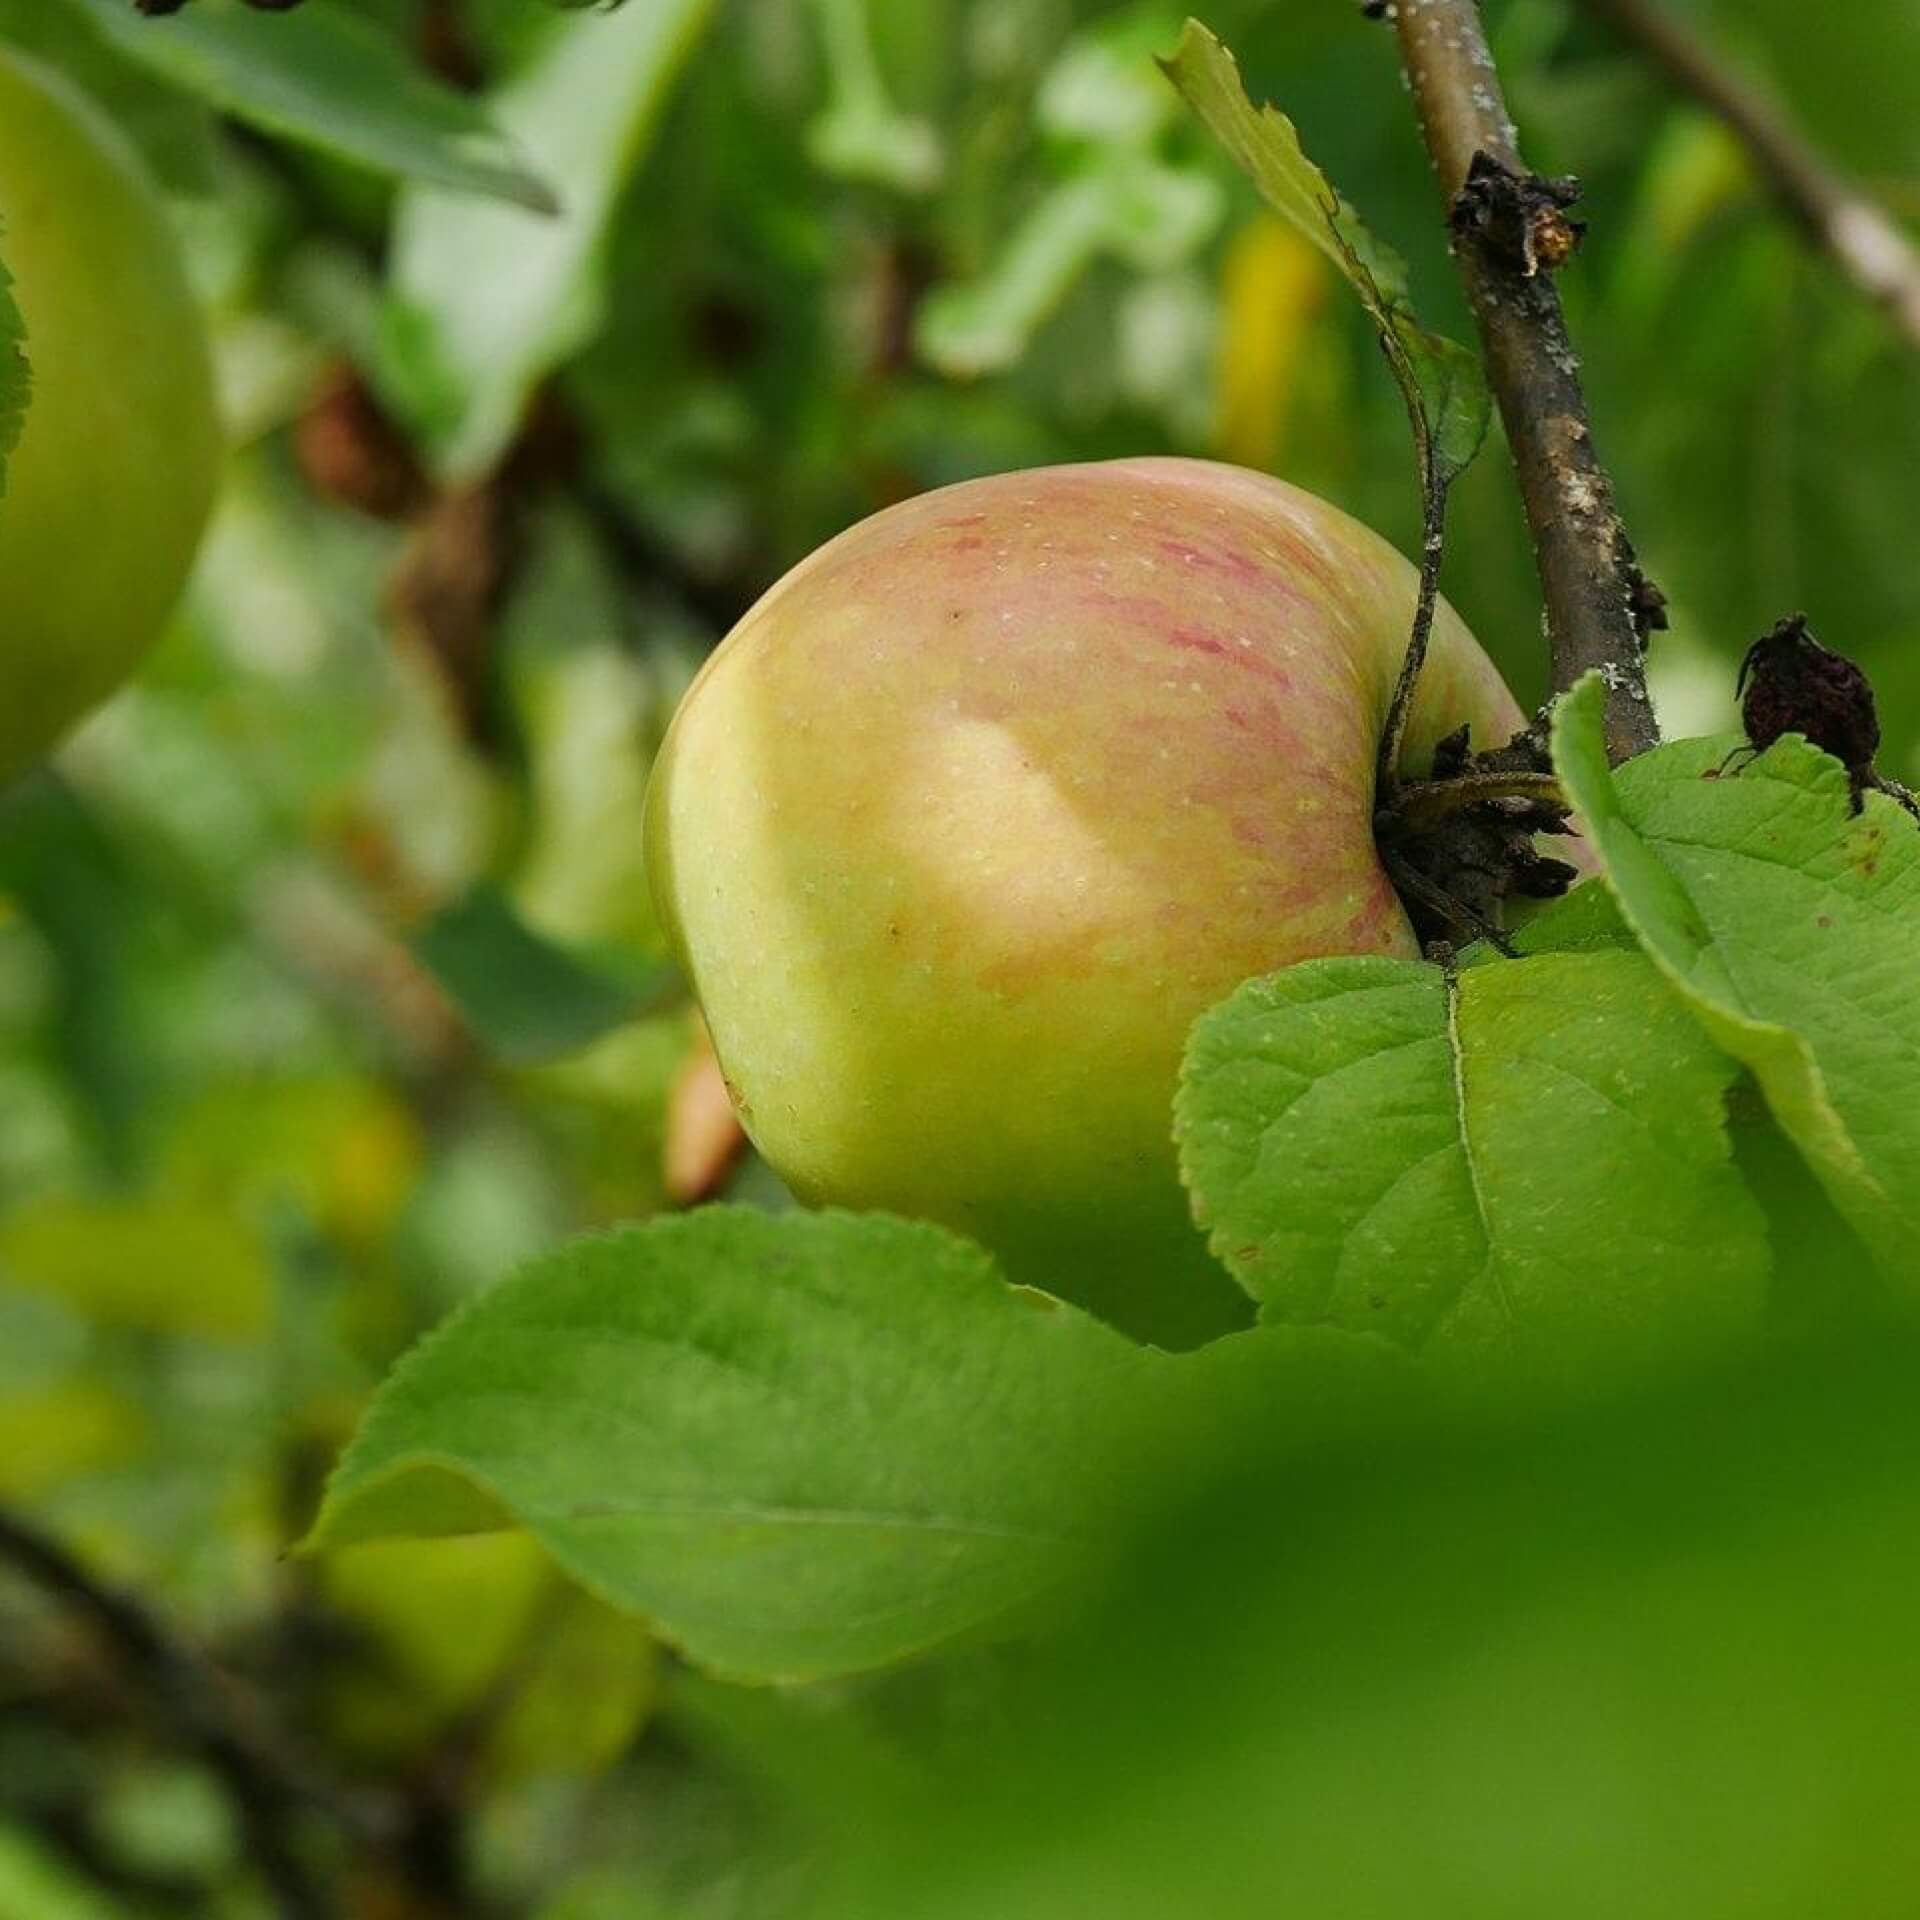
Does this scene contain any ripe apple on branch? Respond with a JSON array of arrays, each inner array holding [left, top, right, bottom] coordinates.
[[646, 457, 1554, 1344]]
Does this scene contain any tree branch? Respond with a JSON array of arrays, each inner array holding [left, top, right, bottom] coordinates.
[[0, 1506, 364, 1920], [1586, 0, 1920, 351], [1390, 0, 1660, 763]]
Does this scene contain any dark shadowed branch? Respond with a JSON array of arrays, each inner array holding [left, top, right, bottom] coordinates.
[[1388, 0, 1661, 763], [0, 1505, 365, 1920]]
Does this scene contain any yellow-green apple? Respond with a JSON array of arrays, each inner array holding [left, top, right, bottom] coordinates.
[[646, 458, 1523, 1346], [0, 45, 221, 787]]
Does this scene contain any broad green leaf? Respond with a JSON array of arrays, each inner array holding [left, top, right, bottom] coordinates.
[[303, 1208, 1406, 1682], [413, 884, 673, 1066], [1552, 673, 1920, 1282], [1176, 949, 1768, 1387], [1160, 20, 1490, 485], [1509, 877, 1635, 956], [0, 1198, 270, 1342], [378, 0, 719, 479], [0, 233, 25, 504], [58, 0, 555, 211], [305, 1210, 1153, 1680]]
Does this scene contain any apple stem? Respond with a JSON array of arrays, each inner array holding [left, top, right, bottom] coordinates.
[[1388, 0, 1662, 764], [1386, 769, 1569, 832], [1374, 487, 1448, 806], [1382, 848, 1517, 956]]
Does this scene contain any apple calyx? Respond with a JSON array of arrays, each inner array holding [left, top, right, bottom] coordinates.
[[1373, 723, 1579, 950]]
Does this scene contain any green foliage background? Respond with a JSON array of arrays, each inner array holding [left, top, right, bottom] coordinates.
[[1, 0, 1918, 1914]]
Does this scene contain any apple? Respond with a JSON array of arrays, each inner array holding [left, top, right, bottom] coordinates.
[[646, 458, 1524, 1346], [0, 46, 221, 787]]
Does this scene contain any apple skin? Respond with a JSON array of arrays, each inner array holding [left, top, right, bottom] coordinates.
[[0, 47, 221, 788], [646, 458, 1524, 1347]]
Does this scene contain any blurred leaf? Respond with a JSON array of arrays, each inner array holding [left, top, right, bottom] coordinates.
[[1214, 215, 1330, 470], [160, 1075, 424, 1248], [319, 1529, 653, 1775], [1552, 675, 1920, 1286], [59, 0, 557, 211], [1162, 19, 1489, 485], [90, 1765, 235, 1887], [0, 1383, 145, 1499], [319, 1531, 550, 1751], [1178, 948, 1768, 1388], [817, 1335, 1920, 1920], [807, 0, 943, 194], [502, 513, 675, 955], [489, 1577, 657, 1780], [0, 1826, 123, 1920], [0, 1197, 269, 1342], [378, 0, 720, 479], [413, 883, 673, 1066], [0, 0, 218, 191], [916, 10, 1223, 378], [917, 159, 1221, 377], [1611, 111, 1754, 325]]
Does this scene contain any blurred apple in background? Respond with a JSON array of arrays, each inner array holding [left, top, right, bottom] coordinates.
[[0, 45, 220, 787]]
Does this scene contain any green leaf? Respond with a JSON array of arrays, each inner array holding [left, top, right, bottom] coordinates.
[[0, 230, 27, 504], [377, 0, 720, 479], [1508, 877, 1635, 956], [1551, 673, 1920, 1284], [302, 1208, 1406, 1681], [58, 0, 556, 211], [1176, 949, 1769, 1387], [1159, 19, 1490, 487], [412, 884, 673, 1066], [303, 1209, 1153, 1680]]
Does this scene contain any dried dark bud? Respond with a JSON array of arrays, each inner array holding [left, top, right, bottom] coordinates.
[[1626, 563, 1669, 645], [1451, 153, 1588, 277], [1360, 0, 1393, 18], [134, 0, 190, 13], [1529, 208, 1581, 271], [1428, 723, 1473, 782], [1510, 846, 1580, 899], [1738, 614, 1881, 810]]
